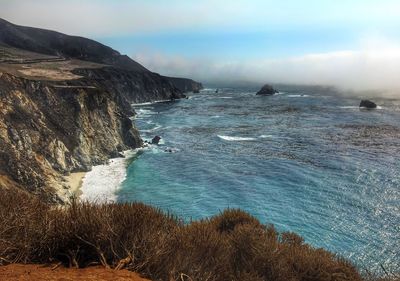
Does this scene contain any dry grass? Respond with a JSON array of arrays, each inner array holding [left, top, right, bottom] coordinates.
[[0, 188, 397, 281]]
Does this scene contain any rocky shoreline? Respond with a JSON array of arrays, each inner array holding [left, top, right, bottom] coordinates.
[[0, 18, 202, 202]]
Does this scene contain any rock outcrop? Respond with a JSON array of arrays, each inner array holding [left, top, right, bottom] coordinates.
[[151, 136, 161, 145], [256, 84, 278, 96], [359, 100, 377, 109]]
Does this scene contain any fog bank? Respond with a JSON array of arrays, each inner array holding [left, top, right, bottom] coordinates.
[[134, 48, 400, 95]]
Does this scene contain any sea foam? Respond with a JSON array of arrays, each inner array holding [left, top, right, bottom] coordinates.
[[80, 150, 137, 203], [218, 135, 256, 141]]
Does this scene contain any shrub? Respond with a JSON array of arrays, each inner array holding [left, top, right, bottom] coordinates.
[[0, 188, 389, 281]]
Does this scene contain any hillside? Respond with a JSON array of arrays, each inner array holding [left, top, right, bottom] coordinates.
[[0, 19, 201, 201], [0, 18, 202, 91]]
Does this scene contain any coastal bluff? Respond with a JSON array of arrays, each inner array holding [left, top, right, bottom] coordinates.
[[0, 18, 201, 201]]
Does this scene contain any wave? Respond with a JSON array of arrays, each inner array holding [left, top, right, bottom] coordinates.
[[288, 94, 309, 97], [259, 134, 274, 138], [80, 150, 137, 203], [218, 135, 256, 141], [141, 124, 162, 132], [341, 105, 383, 109], [132, 99, 174, 106], [339, 106, 359, 109], [136, 109, 157, 116]]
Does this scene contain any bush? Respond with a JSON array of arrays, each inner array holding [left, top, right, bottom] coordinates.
[[0, 188, 385, 281]]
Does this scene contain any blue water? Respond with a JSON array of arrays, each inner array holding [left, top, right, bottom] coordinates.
[[118, 88, 400, 272]]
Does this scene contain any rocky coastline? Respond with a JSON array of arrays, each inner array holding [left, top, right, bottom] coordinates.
[[0, 18, 202, 202]]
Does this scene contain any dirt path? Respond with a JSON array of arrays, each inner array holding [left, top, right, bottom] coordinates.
[[0, 264, 151, 281]]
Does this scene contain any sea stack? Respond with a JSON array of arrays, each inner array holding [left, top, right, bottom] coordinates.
[[152, 136, 162, 145], [256, 84, 278, 96], [359, 100, 377, 109]]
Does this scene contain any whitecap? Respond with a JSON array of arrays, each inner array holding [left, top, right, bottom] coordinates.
[[136, 109, 156, 116], [141, 124, 162, 132], [259, 135, 274, 138], [132, 99, 174, 106], [348, 105, 384, 109], [339, 106, 359, 109], [218, 135, 256, 141], [288, 94, 309, 97]]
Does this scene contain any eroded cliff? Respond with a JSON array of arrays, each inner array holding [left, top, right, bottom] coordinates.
[[0, 70, 142, 202], [0, 18, 202, 201]]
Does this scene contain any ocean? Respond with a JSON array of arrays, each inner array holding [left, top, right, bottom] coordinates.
[[82, 88, 400, 272]]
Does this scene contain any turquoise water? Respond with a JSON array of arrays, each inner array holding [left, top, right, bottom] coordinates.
[[118, 88, 400, 272]]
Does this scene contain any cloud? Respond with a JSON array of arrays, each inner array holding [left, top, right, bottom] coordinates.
[[1, 0, 400, 36], [2, 0, 400, 94], [133, 45, 400, 93]]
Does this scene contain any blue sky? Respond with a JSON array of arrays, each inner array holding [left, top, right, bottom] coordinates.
[[99, 28, 359, 60], [1, 0, 400, 90]]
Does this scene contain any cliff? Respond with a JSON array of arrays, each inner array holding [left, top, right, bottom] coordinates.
[[0, 18, 201, 201], [0, 18, 201, 93], [164, 76, 203, 93], [0, 70, 143, 202]]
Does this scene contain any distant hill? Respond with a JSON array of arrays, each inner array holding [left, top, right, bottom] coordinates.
[[0, 18, 203, 201], [0, 18, 147, 71], [0, 18, 202, 91]]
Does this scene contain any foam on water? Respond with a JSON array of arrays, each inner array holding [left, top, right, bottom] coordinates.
[[80, 150, 137, 203], [339, 106, 359, 109], [141, 124, 162, 132], [342, 105, 384, 109], [218, 135, 256, 141], [132, 99, 174, 106], [288, 94, 310, 97], [259, 134, 274, 138]]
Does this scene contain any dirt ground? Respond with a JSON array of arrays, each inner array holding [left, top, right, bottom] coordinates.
[[0, 264, 151, 281]]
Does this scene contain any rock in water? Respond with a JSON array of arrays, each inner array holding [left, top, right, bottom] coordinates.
[[256, 84, 278, 96], [151, 136, 162, 145], [360, 100, 377, 109]]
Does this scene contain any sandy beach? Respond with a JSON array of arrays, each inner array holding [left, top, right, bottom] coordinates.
[[64, 172, 86, 198]]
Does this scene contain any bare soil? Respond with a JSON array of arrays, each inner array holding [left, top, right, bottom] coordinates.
[[0, 264, 151, 281]]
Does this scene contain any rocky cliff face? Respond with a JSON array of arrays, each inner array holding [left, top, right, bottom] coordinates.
[[0, 71, 142, 202], [0, 18, 202, 202], [164, 76, 203, 93], [75, 67, 185, 103]]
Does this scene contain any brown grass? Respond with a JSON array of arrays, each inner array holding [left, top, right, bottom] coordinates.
[[0, 188, 397, 281]]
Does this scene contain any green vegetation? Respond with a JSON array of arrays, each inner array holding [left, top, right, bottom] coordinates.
[[0, 188, 397, 281]]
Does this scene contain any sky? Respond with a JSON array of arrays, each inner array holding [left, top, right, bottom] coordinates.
[[1, 0, 400, 91]]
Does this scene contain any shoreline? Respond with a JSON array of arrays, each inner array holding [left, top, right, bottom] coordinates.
[[79, 150, 140, 203], [64, 172, 86, 198]]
